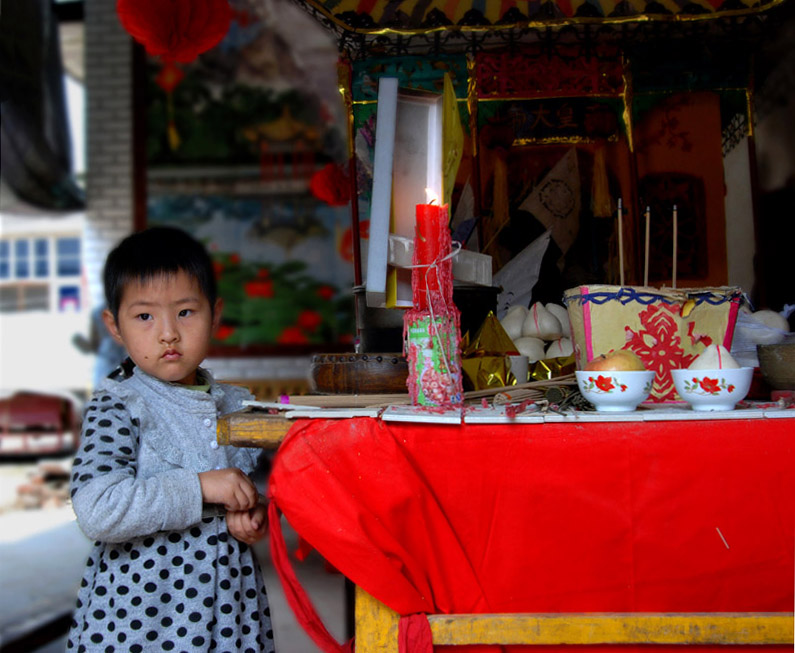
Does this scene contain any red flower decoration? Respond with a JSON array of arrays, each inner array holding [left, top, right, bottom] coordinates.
[[278, 326, 309, 344], [245, 280, 274, 298], [594, 375, 615, 392], [212, 261, 224, 278], [699, 377, 721, 394], [215, 325, 235, 341], [316, 285, 335, 301], [298, 310, 323, 332], [117, 0, 233, 63], [338, 220, 369, 263], [309, 162, 350, 206]]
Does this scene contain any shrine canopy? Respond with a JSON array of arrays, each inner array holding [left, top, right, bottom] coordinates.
[[296, 0, 784, 57], [299, 0, 782, 32]]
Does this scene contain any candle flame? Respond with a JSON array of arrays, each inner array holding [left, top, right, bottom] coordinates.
[[425, 188, 439, 205]]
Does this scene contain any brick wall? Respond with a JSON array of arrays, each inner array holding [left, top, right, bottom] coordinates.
[[83, 0, 134, 309]]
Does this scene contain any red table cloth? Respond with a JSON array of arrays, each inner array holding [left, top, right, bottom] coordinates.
[[266, 416, 794, 651]]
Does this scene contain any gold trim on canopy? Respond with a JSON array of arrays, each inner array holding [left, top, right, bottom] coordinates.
[[293, 0, 785, 36]]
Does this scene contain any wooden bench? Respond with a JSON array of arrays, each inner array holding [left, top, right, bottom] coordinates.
[[355, 587, 794, 651]]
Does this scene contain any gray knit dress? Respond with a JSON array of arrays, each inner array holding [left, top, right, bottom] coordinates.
[[67, 366, 275, 652]]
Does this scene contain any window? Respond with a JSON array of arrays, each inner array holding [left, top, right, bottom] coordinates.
[[56, 237, 81, 276], [0, 241, 8, 278], [35, 238, 49, 277], [0, 235, 82, 313], [59, 285, 80, 311], [14, 240, 30, 278], [0, 285, 49, 312]]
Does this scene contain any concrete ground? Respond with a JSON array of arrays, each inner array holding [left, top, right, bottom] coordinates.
[[0, 460, 348, 652]]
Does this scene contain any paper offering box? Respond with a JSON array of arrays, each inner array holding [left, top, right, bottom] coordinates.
[[563, 285, 743, 403]]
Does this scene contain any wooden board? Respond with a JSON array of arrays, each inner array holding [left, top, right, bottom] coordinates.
[[354, 587, 794, 652], [216, 410, 292, 449]]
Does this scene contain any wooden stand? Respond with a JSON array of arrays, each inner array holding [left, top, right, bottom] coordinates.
[[355, 588, 792, 651]]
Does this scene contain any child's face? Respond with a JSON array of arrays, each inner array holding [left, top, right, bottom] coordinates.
[[103, 270, 222, 386]]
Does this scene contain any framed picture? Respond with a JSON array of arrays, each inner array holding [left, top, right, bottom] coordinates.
[[142, 0, 355, 353], [148, 195, 355, 352]]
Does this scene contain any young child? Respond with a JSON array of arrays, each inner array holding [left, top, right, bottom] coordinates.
[[67, 227, 275, 652]]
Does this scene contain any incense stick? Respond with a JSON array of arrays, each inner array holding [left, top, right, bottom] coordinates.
[[644, 205, 650, 287], [672, 204, 678, 289], [617, 198, 625, 286], [463, 374, 577, 400]]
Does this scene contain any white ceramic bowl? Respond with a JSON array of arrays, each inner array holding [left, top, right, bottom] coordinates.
[[575, 370, 655, 412], [671, 367, 753, 411]]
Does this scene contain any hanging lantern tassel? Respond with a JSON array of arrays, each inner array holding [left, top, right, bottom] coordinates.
[[167, 96, 181, 151], [119, 0, 232, 153], [155, 62, 185, 151]]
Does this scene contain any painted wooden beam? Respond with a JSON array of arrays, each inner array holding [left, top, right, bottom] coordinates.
[[216, 411, 291, 449], [429, 612, 795, 646], [354, 587, 794, 652]]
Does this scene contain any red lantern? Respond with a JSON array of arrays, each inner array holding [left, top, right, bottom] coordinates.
[[117, 0, 233, 63]]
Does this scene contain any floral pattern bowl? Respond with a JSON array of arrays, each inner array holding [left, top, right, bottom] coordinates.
[[670, 367, 753, 411], [575, 370, 655, 412]]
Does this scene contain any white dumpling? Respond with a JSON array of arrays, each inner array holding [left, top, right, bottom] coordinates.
[[514, 336, 546, 362], [500, 305, 528, 341], [545, 337, 573, 358], [689, 344, 740, 370], [734, 308, 789, 345], [545, 303, 571, 338], [752, 309, 789, 332], [522, 303, 562, 340]]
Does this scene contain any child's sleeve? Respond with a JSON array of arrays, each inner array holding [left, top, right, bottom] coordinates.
[[70, 392, 203, 542]]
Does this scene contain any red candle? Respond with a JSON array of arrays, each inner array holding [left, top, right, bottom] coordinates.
[[414, 200, 448, 309]]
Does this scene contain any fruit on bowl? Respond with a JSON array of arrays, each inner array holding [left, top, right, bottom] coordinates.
[[575, 369, 655, 412], [671, 367, 753, 411], [584, 349, 646, 372]]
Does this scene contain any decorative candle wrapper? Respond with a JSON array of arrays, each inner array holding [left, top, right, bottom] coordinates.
[[529, 355, 577, 382], [405, 313, 463, 407], [563, 285, 743, 402]]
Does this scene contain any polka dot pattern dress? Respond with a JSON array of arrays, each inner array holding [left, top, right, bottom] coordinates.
[[67, 368, 275, 653]]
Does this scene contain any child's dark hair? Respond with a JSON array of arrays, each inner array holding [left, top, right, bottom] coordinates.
[[104, 227, 217, 320]]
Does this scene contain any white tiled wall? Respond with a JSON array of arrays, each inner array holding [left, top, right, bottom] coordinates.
[[84, 0, 134, 309]]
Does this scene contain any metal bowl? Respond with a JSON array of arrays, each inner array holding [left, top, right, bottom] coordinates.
[[757, 343, 795, 390]]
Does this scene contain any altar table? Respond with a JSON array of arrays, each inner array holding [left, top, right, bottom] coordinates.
[[218, 409, 795, 651]]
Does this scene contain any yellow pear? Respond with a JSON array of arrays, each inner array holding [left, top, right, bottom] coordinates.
[[584, 349, 646, 372]]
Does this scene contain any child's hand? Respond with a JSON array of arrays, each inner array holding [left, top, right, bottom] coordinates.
[[227, 501, 268, 545], [198, 468, 258, 511]]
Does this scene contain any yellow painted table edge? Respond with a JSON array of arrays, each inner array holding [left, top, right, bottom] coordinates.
[[217, 409, 292, 450], [355, 587, 794, 651]]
